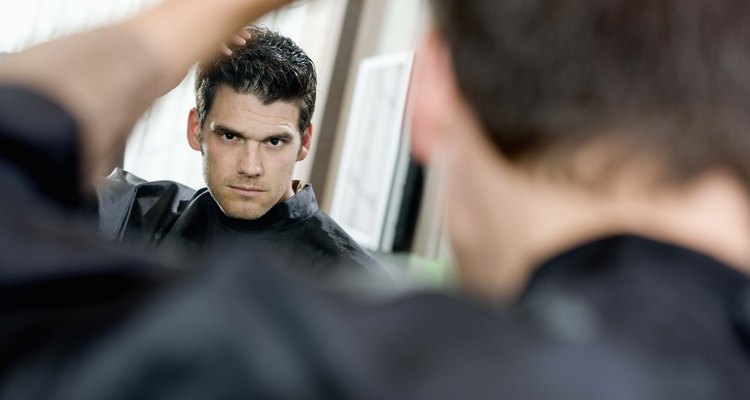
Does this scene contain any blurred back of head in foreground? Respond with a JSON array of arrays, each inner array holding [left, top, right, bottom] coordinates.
[[413, 0, 750, 298]]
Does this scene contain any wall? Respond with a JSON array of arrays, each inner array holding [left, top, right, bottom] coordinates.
[[319, 0, 430, 212], [317, 0, 451, 262]]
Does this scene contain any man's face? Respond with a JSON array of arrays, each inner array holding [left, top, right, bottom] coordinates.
[[188, 85, 311, 220]]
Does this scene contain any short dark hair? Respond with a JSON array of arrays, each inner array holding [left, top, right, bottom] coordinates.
[[430, 0, 750, 189], [195, 25, 317, 134]]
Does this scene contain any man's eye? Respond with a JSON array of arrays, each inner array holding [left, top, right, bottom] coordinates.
[[269, 138, 283, 146], [223, 133, 236, 140]]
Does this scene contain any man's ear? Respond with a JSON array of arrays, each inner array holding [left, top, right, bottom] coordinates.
[[410, 28, 462, 164], [187, 108, 203, 152], [296, 124, 313, 161]]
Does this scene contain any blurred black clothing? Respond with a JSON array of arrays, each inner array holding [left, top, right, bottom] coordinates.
[[0, 86, 178, 377], [516, 235, 750, 397], [97, 169, 390, 282], [0, 85, 80, 209], [2, 85, 750, 399], [1, 244, 387, 400], [349, 235, 750, 400]]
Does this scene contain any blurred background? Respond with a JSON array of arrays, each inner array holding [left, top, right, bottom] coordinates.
[[0, 0, 454, 287]]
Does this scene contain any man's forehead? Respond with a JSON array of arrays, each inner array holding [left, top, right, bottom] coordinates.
[[208, 87, 300, 134]]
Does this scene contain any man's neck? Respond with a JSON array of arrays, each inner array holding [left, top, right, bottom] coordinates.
[[291, 179, 305, 194], [442, 131, 750, 302], [612, 171, 750, 273]]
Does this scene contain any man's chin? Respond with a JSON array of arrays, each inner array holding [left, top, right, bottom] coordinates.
[[219, 203, 270, 221], [225, 209, 266, 220]]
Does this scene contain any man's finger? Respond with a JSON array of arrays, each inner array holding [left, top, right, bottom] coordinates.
[[220, 44, 232, 56], [230, 35, 247, 46]]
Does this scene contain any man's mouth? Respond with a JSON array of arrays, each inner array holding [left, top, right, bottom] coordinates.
[[229, 185, 265, 197]]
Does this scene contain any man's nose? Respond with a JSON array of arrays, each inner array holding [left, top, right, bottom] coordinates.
[[237, 143, 263, 176]]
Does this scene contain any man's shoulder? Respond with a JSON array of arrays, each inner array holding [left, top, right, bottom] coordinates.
[[104, 168, 196, 194], [97, 168, 198, 243], [518, 235, 750, 395], [106, 167, 148, 186]]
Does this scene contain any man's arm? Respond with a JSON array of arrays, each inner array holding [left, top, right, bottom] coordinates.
[[0, 0, 292, 189]]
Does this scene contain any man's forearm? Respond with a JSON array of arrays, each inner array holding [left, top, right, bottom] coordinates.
[[125, 0, 295, 76]]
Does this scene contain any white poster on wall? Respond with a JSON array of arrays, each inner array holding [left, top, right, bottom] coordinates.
[[330, 51, 414, 252]]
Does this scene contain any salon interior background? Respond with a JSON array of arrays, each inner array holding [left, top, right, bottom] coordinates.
[[0, 0, 451, 281]]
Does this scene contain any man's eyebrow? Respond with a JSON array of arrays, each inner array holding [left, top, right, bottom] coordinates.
[[210, 122, 246, 138], [263, 132, 295, 140], [210, 122, 297, 140]]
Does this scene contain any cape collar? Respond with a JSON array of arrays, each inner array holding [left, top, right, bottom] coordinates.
[[517, 235, 750, 330], [194, 183, 319, 232], [521, 234, 748, 300]]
